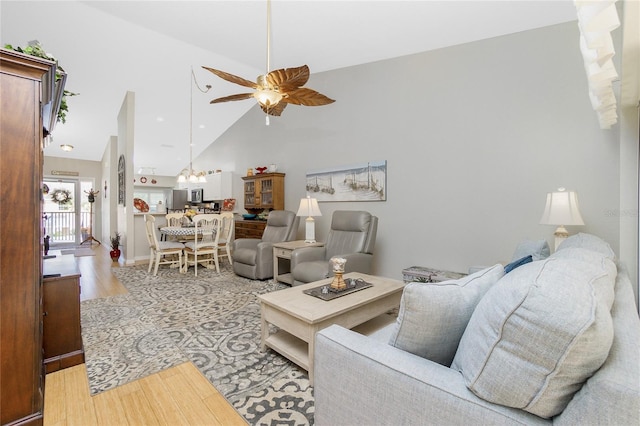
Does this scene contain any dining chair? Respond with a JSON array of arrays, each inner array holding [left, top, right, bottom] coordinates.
[[183, 214, 222, 276], [165, 212, 184, 226], [218, 212, 235, 266], [144, 214, 185, 276], [164, 212, 185, 241]]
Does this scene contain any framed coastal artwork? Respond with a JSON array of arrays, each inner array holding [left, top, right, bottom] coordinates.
[[306, 160, 387, 202]]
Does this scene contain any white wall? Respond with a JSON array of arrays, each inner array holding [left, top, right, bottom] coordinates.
[[101, 136, 118, 248], [117, 91, 136, 265], [193, 22, 622, 282]]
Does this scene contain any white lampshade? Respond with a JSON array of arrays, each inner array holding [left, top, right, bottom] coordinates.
[[297, 196, 322, 243], [539, 190, 585, 226], [296, 197, 322, 217], [540, 188, 585, 250]]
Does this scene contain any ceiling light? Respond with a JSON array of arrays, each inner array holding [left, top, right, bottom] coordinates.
[[60, 144, 74, 152], [177, 67, 211, 184]]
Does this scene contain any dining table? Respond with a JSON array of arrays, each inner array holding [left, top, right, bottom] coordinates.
[[159, 225, 202, 238]]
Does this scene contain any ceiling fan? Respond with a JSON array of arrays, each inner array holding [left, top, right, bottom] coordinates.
[[202, 0, 334, 122]]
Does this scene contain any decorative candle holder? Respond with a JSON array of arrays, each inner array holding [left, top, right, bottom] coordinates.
[[330, 257, 347, 291]]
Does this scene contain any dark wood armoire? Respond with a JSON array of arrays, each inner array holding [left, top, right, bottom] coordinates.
[[1, 48, 57, 426]]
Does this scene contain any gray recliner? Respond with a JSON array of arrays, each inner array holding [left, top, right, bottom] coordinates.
[[290, 210, 378, 286], [232, 210, 299, 280]]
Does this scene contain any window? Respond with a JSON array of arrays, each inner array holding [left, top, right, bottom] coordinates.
[[133, 189, 170, 213]]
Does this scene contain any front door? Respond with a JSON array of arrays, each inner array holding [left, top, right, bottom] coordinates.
[[43, 178, 95, 246]]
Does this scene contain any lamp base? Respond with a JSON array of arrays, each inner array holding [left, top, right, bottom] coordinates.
[[553, 225, 569, 251], [305, 217, 316, 244]]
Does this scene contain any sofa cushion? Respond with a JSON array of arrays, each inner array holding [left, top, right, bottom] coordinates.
[[452, 256, 614, 418], [388, 264, 504, 367], [511, 239, 550, 261], [557, 232, 615, 260]]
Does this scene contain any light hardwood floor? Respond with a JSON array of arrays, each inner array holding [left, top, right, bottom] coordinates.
[[44, 244, 247, 426]]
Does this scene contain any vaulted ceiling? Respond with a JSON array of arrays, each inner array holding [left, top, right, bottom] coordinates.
[[1, 1, 578, 176]]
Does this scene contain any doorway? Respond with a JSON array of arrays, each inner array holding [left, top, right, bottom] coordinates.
[[43, 178, 95, 246]]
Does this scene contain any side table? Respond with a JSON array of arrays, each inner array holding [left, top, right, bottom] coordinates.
[[273, 240, 324, 285], [402, 266, 466, 283]]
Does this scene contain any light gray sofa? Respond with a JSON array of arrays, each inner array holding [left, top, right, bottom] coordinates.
[[314, 234, 640, 425]]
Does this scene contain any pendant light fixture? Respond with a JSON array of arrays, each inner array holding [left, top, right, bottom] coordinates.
[[178, 67, 211, 183]]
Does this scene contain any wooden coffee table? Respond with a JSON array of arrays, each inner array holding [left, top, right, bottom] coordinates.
[[258, 272, 404, 383]]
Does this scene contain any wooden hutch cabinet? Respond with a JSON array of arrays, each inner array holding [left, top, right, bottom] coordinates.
[[241, 172, 285, 213], [234, 219, 267, 239], [1, 48, 58, 425], [236, 173, 285, 239]]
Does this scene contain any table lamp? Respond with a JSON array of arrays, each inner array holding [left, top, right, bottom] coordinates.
[[297, 196, 322, 243], [539, 187, 585, 251]]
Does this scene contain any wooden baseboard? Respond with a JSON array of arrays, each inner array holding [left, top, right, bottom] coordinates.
[[44, 349, 84, 374]]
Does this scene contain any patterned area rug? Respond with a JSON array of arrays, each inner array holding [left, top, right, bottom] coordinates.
[[81, 264, 314, 425]]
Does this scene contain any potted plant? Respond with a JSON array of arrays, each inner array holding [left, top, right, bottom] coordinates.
[[4, 40, 78, 126], [110, 232, 121, 261]]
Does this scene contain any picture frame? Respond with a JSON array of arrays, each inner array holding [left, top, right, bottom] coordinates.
[[306, 160, 387, 202]]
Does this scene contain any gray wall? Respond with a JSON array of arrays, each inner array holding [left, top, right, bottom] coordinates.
[[193, 22, 621, 281]]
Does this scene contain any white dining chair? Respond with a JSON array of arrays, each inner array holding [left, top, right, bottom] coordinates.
[[183, 214, 222, 276], [144, 214, 185, 276], [165, 212, 184, 226], [218, 211, 235, 265], [164, 212, 185, 241]]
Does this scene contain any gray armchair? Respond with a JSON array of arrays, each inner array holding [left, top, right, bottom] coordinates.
[[290, 210, 378, 286], [232, 210, 299, 280]]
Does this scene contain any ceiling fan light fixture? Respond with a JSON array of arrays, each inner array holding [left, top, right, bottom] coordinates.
[[202, 0, 334, 121], [255, 89, 283, 107]]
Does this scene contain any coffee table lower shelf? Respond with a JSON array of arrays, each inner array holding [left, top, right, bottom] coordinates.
[[265, 330, 311, 371], [264, 313, 397, 376]]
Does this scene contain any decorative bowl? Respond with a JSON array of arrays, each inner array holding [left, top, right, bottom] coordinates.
[[242, 214, 257, 220]]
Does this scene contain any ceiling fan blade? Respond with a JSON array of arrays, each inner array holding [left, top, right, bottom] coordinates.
[[282, 87, 335, 106], [260, 102, 287, 116], [209, 93, 255, 104], [266, 65, 310, 90], [202, 66, 258, 89]]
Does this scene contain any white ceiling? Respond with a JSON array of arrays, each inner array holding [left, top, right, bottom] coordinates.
[[1, 1, 578, 176]]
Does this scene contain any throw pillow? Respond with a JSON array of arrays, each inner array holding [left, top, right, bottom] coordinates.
[[511, 239, 550, 261], [504, 255, 532, 273], [451, 257, 614, 418], [557, 232, 616, 260], [388, 264, 504, 367]]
